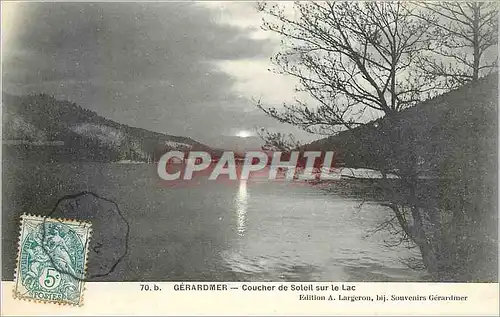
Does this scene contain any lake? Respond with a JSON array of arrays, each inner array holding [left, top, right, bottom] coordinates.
[[2, 161, 425, 281]]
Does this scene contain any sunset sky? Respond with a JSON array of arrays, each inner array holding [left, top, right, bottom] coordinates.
[[2, 2, 321, 149]]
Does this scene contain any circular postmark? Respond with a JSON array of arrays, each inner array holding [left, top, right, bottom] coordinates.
[[42, 191, 130, 281]]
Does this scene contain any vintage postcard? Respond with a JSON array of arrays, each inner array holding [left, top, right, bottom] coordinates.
[[1, 1, 499, 316]]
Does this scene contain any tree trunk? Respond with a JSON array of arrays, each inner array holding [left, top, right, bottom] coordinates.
[[472, 5, 481, 81], [411, 209, 439, 275]]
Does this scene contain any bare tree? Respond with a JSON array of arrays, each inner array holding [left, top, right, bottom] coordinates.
[[255, 1, 493, 280], [256, 127, 301, 152], [256, 1, 436, 134], [416, 2, 498, 88]]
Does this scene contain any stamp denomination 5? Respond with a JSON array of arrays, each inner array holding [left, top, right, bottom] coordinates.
[[13, 214, 92, 306]]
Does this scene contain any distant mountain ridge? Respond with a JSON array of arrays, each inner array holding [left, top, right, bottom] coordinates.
[[209, 135, 265, 154], [2, 93, 219, 162]]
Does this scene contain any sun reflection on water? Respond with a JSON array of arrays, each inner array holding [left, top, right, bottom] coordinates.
[[235, 180, 248, 236]]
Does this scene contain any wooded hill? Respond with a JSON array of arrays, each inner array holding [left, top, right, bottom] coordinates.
[[2, 93, 218, 162]]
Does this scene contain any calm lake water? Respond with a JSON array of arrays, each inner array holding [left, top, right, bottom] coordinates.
[[2, 161, 424, 281]]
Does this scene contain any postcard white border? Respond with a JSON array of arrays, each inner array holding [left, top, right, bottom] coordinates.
[[1, 281, 499, 316]]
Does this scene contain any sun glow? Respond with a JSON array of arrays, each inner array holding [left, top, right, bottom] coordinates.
[[236, 130, 253, 138]]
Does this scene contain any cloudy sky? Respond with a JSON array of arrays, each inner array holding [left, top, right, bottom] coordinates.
[[2, 1, 321, 149]]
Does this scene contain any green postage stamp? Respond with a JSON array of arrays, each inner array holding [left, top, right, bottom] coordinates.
[[13, 214, 92, 306]]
